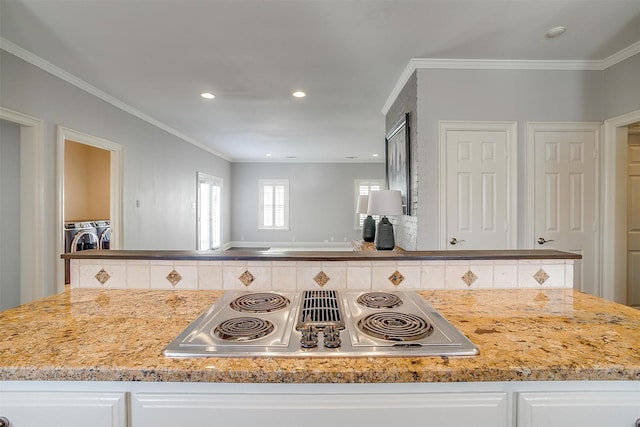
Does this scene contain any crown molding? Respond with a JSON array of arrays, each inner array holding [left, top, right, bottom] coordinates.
[[0, 37, 231, 162], [600, 40, 640, 70], [382, 43, 640, 115]]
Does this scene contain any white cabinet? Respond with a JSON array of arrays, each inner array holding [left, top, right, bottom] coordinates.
[[132, 391, 509, 427], [0, 391, 127, 427], [3, 381, 640, 427], [517, 391, 640, 427]]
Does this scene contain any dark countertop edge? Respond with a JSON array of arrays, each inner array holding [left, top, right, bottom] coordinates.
[[61, 249, 582, 261]]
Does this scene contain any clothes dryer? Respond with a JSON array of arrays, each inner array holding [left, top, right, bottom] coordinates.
[[93, 220, 110, 250], [64, 222, 98, 284]]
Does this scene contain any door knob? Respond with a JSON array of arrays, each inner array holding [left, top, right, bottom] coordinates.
[[449, 237, 465, 245], [537, 237, 555, 245], [0, 416, 10, 427]]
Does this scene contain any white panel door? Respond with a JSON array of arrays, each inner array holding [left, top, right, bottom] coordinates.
[[529, 125, 598, 295], [444, 130, 510, 249], [628, 142, 640, 307]]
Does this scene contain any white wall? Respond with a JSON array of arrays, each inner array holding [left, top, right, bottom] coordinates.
[[231, 162, 385, 244], [0, 119, 21, 309], [414, 68, 604, 250], [0, 50, 232, 297]]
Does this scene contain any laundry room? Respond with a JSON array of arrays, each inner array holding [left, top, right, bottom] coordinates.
[[63, 140, 110, 283]]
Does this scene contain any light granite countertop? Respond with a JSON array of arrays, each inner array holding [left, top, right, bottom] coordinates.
[[0, 288, 638, 383]]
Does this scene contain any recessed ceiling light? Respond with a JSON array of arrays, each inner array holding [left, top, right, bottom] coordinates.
[[292, 91, 306, 98], [546, 26, 566, 38], [200, 92, 215, 99], [372, 153, 379, 157]]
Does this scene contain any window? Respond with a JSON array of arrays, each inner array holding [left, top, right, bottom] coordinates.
[[354, 179, 384, 229], [197, 173, 222, 250], [259, 179, 289, 230]]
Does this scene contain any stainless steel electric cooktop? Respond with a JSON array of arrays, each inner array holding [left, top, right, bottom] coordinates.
[[163, 290, 479, 358]]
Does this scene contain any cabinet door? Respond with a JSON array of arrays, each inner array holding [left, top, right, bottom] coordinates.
[[0, 391, 127, 427], [133, 392, 509, 427], [518, 391, 640, 427]]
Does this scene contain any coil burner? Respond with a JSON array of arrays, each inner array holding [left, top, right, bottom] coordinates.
[[214, 317, 275, 341], [356, 292, 403, 309], [163, 290, 480, 357], [229, 293, 290, 313], [357, 312, 434, 342]]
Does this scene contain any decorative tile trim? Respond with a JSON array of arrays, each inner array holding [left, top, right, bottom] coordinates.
[[95, 268, 111, 285], [239, 270, 255, 287], [462, 270, 478, 287], [166, 269, 183, 287], [388, 270, 405, 286], [69, 258, 576, 290], [314, 271, 330, 287], [534, 269, 550, 285]]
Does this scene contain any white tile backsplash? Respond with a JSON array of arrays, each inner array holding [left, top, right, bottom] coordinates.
[[69, 258, 575, 290], [421, 265, 445, 289]]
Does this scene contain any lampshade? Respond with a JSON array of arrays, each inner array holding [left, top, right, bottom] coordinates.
[[367, 190, 404, 216], [356, 195, 369, 214]]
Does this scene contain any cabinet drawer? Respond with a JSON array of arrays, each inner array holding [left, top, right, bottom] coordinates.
[[0, 391, 127, 427], [133, 391, 509, 427], [517, 391, 640, 427]]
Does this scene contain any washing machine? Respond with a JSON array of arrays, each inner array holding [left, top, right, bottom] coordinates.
[[93, 220, 110, 250], [64, 222, 99, 284]]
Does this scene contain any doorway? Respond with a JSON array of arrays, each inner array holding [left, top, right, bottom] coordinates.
[[526, 122, 600, 296], [197, 173, 223, 250], [56, 127, 123, 292], [0, 107, 45, 306], [602, 110, 640, 305], [0, 119, 22, 310], [626, 122, 640, 307]]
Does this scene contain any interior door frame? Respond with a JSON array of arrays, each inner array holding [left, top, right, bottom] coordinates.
[[196, 172, 223, 250], [525, 122, 601, 296], [524, 122, 602, 246], [56, 126, 123, 292], [602, 109, 640, 303], [438, 121, 518, 250], [0, 107, 45, 304]]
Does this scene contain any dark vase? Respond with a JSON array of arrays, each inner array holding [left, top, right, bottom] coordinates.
[[374, 216, 395, 250], [362, 215, 376, 242]]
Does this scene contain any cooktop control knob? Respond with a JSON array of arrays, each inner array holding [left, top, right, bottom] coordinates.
[[323, 324, 342, 349], [300, 324, 318, 349]]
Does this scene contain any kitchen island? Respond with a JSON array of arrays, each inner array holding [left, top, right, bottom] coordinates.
[[1, 287, 639, 427]]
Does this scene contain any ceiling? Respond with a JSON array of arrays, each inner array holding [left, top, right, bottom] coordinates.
[[1, 1, 640, 162]]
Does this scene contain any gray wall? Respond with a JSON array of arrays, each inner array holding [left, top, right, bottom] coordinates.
[[414, 68, 604, 250], [385, 72, 418, 250], [0, 50, 232, 297], [231, 162, 385, 244], [603, 54, 640, 119], [0, 120, 21, 310]]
